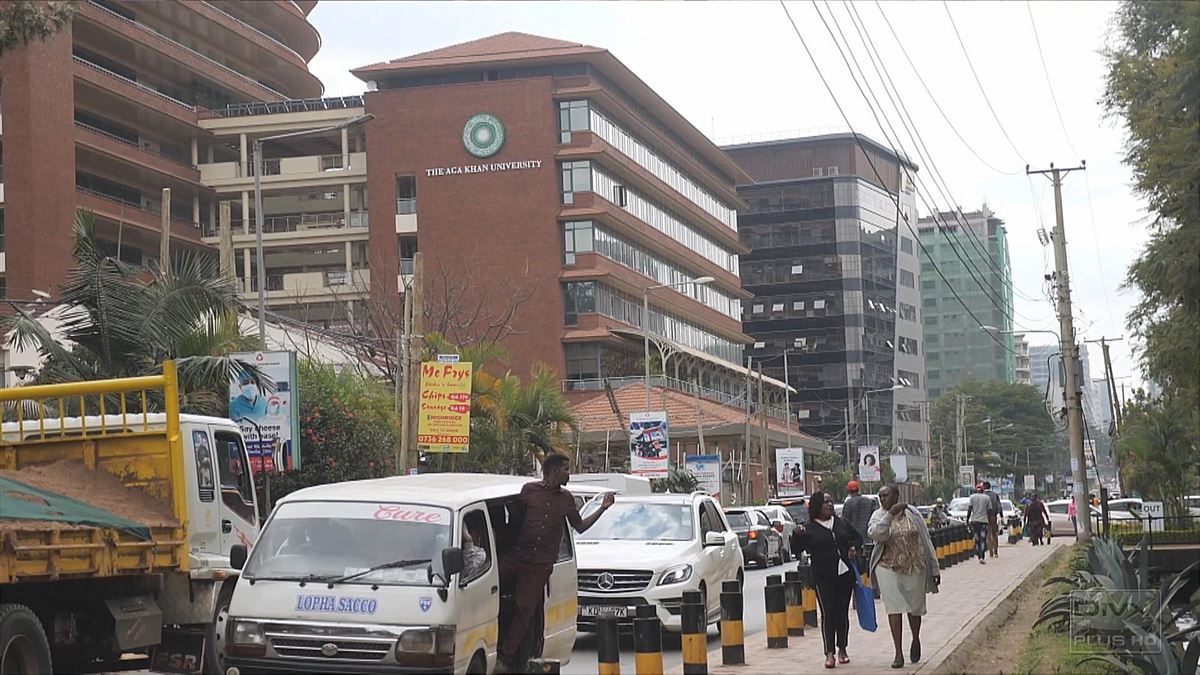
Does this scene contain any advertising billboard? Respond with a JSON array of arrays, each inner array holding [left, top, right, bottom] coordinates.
[[629, 411, 670, 479], [776, 448, 805, 497], [857, 445, 881, 482], [890, 454, 909, 483], [417, 361, 473, 453], [686, 454, 721, 501], [229, 351, 300, 473]]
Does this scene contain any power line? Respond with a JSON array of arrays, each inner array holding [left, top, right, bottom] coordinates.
[[1082, 171, 1119, 330], [779, 0, 1017, 357], [942, 1, 1029, 165], [1025, 1, 1080, 159], [822, 1, 1028, 331], [840, 1, 1048, 318], [874, 1, 1016, 176]]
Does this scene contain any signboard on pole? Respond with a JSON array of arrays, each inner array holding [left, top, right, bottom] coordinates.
[[775, 448, 805, 497], [417, 361, 473, 453], [1024, 474, 1036, 491], [890, 454, 908, 483], [629, 411, 670, 479], [1142, 501, 1163, 533], [857, 445, 881, 482], [959, 465, 975, 488], [687, 454, 721, 501], [230, 351, 300, 473]]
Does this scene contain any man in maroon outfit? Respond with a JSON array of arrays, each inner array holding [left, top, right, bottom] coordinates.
[[496, 453, 614, 672]]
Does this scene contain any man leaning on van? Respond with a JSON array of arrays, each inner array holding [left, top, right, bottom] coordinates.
[[497, 453, 614, 673]]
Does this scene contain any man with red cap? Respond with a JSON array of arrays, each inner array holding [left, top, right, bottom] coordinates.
[[842, 480, 875, 547]]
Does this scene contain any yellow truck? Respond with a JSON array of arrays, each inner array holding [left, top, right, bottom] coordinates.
[[0, 361, 260, 674]]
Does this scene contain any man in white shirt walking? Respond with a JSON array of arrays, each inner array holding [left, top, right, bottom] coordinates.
[[965, 484, 993, 564]]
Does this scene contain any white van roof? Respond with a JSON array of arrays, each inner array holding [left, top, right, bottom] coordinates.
[[279, 473, 537, 510]]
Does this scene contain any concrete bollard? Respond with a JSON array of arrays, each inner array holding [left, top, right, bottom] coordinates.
[[680, 590, 708, 675], [796, 559, 819, 627], [597, 616, 621, 675], [720, 580, 745, 666], [764, 574, 788, 649], [935, 527, 947, 570], [634, 603, 664, 675], [783, 571, 805, 637]]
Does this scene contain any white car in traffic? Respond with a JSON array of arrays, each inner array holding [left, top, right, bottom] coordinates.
[[574, 492, 744, 633], [948, 496, 1017, 522]]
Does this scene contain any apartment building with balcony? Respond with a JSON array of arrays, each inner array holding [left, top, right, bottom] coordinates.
[[197, 98, 370, 328], [0, 0, 324, 301], [352, 33, 792, 408], [725, 134, 930, 476]]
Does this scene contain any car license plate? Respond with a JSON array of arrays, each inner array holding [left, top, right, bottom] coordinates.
[[581, 605, 628, 618]]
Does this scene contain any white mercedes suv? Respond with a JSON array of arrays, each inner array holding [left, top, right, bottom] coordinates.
[[574, 492, 744, 632]]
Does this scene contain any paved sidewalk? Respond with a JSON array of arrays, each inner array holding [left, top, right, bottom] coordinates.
[[672, 539, 1063, 674]]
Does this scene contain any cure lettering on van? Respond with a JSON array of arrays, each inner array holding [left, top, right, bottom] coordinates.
[[372, 505, 446, 523], [295, 595, 379, 615]]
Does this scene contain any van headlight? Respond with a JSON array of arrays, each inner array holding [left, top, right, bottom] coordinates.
[[658, 564, 692, 586], [396, 627, 455, 656], [229, 621, 266, 657]]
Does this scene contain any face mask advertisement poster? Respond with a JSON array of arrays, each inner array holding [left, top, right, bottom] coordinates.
[[229, 351, 300, 473], [686, 454, 721, 501], [776, 448, 805, 497], [858, 445, 881, 482], [629, 411, 669, 479]]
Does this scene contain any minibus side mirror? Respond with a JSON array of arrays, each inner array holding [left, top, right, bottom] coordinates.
[[230, 544, 247, 570], [441, 546, 465, 579]]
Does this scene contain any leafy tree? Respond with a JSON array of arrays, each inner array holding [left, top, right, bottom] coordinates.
[[1, 213, 261, 415], [929, 380, 1059, 481], [655, 467, 700, 494], [0, 1, 75, 55], [1115, 392, 1198, 517], [1103, 1, 1200, 409], [269, 360, 399, 504]]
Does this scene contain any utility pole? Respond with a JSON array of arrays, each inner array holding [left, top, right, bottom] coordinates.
[[742, 355, 752, 505], [1088, 336, 1125, 496], [159, 188, 172, 273], [955, 394, 964, 476], [1029, 162, 1091, 541], [758, 363, 769, 501], [397, 275, 413, 475]]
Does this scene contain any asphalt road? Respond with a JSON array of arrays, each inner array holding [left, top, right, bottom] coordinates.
[[563, 564, 779, 675]]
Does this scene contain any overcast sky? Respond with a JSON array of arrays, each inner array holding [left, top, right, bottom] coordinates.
[[307, 1, 1146, 390]]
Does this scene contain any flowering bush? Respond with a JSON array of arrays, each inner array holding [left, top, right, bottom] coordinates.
[[266, 360, 399, 505]]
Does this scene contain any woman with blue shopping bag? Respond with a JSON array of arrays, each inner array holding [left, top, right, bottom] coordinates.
[[790, 492, 863, 669], [868, 485, 941, 669]]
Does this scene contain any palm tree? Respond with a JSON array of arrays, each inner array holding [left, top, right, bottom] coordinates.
[[2, 212, 262, 415]]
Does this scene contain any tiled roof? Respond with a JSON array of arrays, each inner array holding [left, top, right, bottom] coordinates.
[[352, 32, 603, 75], [567, 383, 822, 447]]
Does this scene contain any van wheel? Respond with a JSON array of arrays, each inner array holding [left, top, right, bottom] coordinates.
[[0, 604, 53, 675], [205, 581, 236, 675], [466, 651, 486, 674]]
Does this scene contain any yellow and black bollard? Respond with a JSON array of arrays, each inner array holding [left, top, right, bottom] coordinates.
[[958, 524, 969, 564], [952, 525, 963, 565], [681, 590, 708, 674], [597, 616, 621, 675], [720, 580, 745, 666], [797, 558, 819, 627], [783, 571, 805, 637], [765, 574, 788, 649], [634, 604, 664, 675], [935, 528, 947, 570]]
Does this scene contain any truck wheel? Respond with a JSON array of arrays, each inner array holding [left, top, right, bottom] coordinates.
[[205, 582, 236, 675], [0, 604, 53, 675]]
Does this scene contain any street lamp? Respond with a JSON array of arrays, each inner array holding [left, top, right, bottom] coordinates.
[[253, 113, 374, 349], [863, 384, 904, 449], [642, 277, 714, 408]]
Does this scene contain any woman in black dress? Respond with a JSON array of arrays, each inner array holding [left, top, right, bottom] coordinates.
[[792, 491, 864, 669]]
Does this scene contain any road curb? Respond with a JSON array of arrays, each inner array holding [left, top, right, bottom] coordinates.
[[918, 545, 1069, 674]]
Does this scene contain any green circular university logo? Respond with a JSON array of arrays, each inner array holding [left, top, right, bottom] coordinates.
[[462, 113, 505, 158]]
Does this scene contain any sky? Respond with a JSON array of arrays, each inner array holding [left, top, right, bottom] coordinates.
[[306, 1, 1147, 390]]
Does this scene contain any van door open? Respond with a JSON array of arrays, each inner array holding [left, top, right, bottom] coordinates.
[[212, 427, 258, 553], [456, 505, 500, 672], [542, 527, 578, 661]]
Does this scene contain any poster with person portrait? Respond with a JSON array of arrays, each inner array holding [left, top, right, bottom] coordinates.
[[775, 447, 805, 497], [858, 445, 881, 482], [229, 351, 300, 472], [629, 411, 670, 479]]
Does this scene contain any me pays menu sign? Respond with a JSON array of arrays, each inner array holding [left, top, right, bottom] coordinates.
[[417, 361, 473, 453]]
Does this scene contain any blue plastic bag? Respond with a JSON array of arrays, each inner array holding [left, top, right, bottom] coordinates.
[[850, 558, 877, 632]]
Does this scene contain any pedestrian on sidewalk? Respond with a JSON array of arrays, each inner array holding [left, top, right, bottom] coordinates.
[[1025, 492, 1050, 545], [983, 481, 1001, 558], [966, 483, 992, 564], [868, 485, 940, 669], [791, 491, 863, 669]]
